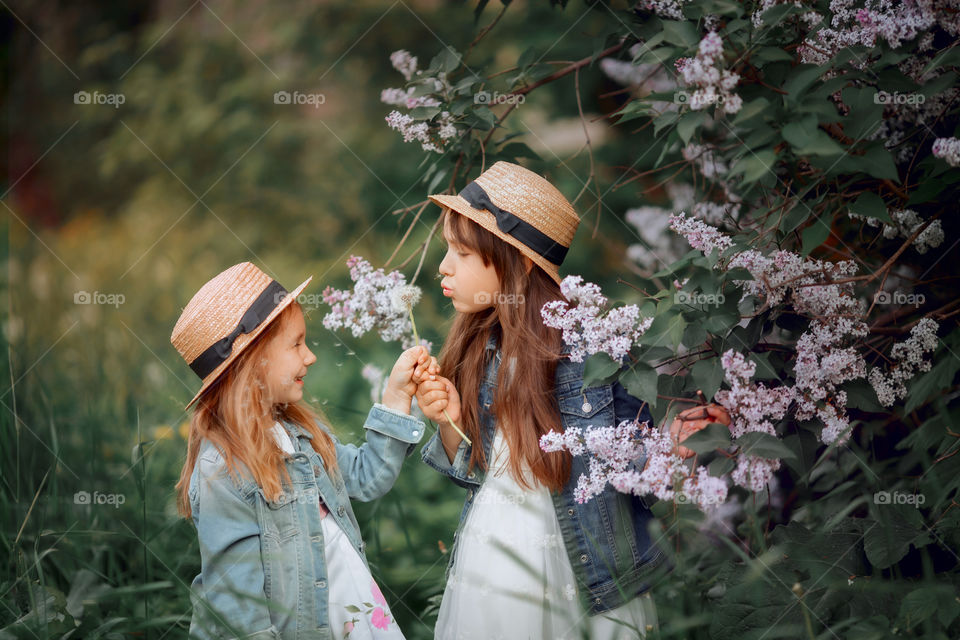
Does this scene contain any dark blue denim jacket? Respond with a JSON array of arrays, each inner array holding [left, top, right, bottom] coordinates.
[[421, 332, 671, 615]]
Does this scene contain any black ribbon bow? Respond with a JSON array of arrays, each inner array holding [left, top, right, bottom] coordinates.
[[458, 181, 568, 266], [189, 280, 288, 380]]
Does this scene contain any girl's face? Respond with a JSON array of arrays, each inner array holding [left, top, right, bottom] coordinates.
[[439, 215, 502, 313], [263, 306, 316, 406]]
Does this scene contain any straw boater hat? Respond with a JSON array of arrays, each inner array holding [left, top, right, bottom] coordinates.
[[171, 262, 312, 410], [428, 161, 580, 286]]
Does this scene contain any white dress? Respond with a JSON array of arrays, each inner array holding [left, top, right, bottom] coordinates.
[[271, 424, 405, 640], [434, 428, 657, 640]]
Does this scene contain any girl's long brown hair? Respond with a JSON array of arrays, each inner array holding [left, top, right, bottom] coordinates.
[[439, 210, 571, 492], [176, 302, 338, 517]]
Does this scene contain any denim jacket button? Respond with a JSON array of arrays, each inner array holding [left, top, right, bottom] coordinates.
[[467, 472, 476, 479], [582, 402, 592, 413], [311, 535, 322, 543], [337, 505, 346, 517], [315, 580, 327, 589], [580, 553, 588, 563], [567, 508, 575, 516]]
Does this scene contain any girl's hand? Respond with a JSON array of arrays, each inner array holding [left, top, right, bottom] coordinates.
[[665, 403, 731, 459], [412, 354, 440, 385], [382, 345, 431, 414], [415, 375, 461, 426]]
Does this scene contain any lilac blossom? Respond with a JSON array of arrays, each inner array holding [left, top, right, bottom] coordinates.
[[868, 318, 940, 406], [321, 255, 428, 349], [932, 137, 960, 167], [675, 31, 743, 114], [540, 276, 653, 363], [668, 212, 735, 254], [381, 50, 458, 153], [540, 419, 728, 511]]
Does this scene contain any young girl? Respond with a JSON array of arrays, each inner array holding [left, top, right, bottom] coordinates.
[[171, 262, 429, 640], [413, 162, 730, 639]]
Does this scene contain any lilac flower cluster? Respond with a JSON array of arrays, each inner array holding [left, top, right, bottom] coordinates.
[[868, 318, 940, 406], [675, 32, 743, 114], [933, 137, 960, 167], [672, 214, 939, 446], [668, 212, 734, 255], [381, 50, 458, 154], [540, 419, 728, 511], [321, 255, 425, 349], [637, 0, 689, 19], [540, 276, 653, 363], [800, 0, 960, 66]]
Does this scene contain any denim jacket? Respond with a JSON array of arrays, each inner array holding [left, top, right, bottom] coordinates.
[[421, 332, 671, 615], [187, 404, 425, 640]]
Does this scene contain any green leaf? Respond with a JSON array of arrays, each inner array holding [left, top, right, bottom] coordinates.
[[731, 97, 770, 127], [620, 363, 659, 409], [904, 353, 960, 413], [735, 432, 797, 463], [782, 65, 823, 104], [864, 511, 922, 569], [677, 110, 706, 145], [660, 20, 700, 47], [408, 106, 440, 121], [800, 215, 832, 255], [681, 421, 732, 454], [848, 191, 891, 224], [691, 357, 724, 401], [583, 353, 621, 388], [709, 455, 735, 476], [731, 149, 777, 184], [898, 585, 960, 630]]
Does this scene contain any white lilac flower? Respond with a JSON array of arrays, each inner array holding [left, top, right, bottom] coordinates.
[[322, 255, 425, 349], [389, 50, 418, 81], [933, 137, 960, 166], [674, 31, 743, 114], [868, 317, 939, 407], [541, 276, 653, 363]]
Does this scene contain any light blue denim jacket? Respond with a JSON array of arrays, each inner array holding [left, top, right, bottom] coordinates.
[[187, 404, 425, 640], [421, 332, 672, 614]]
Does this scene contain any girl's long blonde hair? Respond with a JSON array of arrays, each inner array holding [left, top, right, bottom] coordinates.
[[439, 210, 572, 492], [176, 302, 338, 517]]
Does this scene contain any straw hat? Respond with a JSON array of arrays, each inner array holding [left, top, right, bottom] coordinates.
[[428, 161, 580, 286], [171, 262, 312, 410]]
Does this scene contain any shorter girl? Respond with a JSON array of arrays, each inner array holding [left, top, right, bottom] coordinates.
[[171, 262, 428, 640]]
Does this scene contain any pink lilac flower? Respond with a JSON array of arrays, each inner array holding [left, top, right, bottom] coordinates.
[[390, 50, 418, 81], [932, 137, 960, 166], [668, 212, 735, 254], [541, 276, 653, 363], [321, 255, 426, 349], [854, 207, 946, 254]]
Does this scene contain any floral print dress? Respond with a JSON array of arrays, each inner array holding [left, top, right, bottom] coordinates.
[[271, 424, 405, 640]]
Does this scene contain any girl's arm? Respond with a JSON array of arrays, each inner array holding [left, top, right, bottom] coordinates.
[[334, 346, 427, 501], [332, 403, 425, 501], [191, 455, 280, 640]]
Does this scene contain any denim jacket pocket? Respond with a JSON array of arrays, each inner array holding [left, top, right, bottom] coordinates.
[[255, 488, 301, 542], [557, 385, 614, 423]]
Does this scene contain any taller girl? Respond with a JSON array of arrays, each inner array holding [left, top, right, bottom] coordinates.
[[414, 162, 723, 639]]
